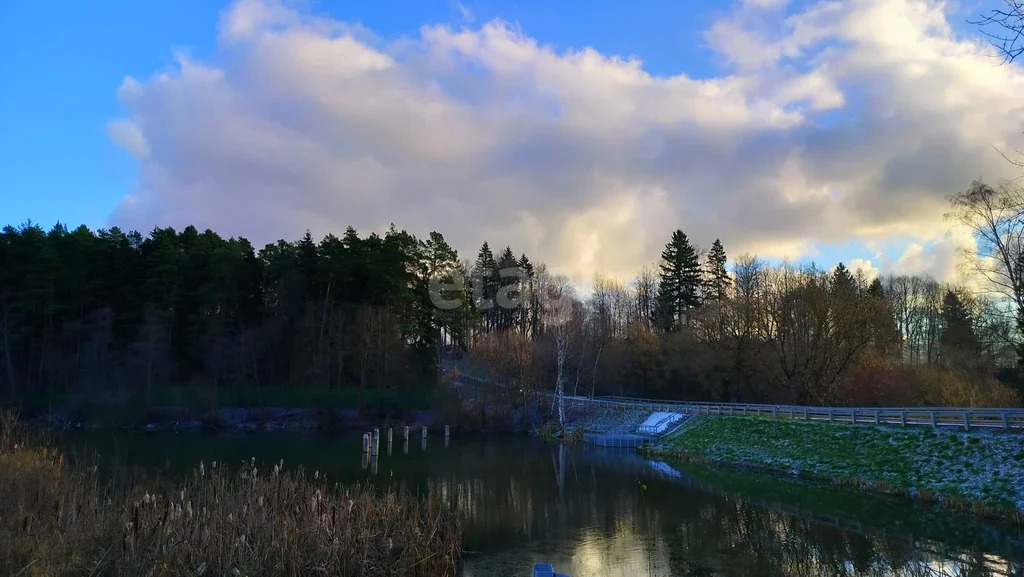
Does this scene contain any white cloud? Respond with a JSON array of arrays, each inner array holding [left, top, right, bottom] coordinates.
[[848, 257, 880, 281], [107, 119, 149, 159], [109, 0, 1024, 286]]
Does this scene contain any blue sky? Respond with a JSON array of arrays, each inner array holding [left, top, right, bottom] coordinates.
[[0, 0, 1017, 282], [0, 0, 723, 231]]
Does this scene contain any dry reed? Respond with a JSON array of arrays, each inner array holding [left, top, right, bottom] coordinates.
[[0, 413, 462, 576]]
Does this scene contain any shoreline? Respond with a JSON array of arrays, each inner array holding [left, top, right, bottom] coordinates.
[[636, 415, 1024, 525]]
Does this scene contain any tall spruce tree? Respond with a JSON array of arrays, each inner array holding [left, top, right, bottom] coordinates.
[[656, 230, 702, 331], [495, 246, 520, 332], [831, 262, 856, 294], [518, 254, 537, 337], [704, 238, 730, 301], [471, 242, 497, 332], [939, 289, 980, 369]]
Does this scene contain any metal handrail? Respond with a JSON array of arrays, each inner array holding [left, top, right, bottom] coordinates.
[[553, 395, 1024, 430], [444, 366, 1024, 430]]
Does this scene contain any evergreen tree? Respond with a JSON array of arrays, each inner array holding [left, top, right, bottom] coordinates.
[[518, 254, 537, 337], [656, 230, 702, 331], [830, 262, 856, 294], [471, 242, 497, 332], [495, 246, 520, 332], [418, 231, 463, 365], [703, 238, 730, 301], [865, 277, 901, 359], [939, 289, 980, 369]]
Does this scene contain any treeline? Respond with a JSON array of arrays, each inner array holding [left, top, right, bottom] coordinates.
[[466, 182, 1024, 407], [471, 247, 1022, 408], [0, 223, 481, 406], [4, 180, 1024, 410]]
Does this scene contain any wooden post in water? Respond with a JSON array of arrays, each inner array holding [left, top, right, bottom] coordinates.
[[372, 429, 380, 456], [421, 425, 427, 440], [445, 425, 450, 439], [404, 426, 410, 441]]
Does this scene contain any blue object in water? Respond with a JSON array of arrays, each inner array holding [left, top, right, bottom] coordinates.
[[533, 562, 569, 577]]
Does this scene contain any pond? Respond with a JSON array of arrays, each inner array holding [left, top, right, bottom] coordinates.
[[57, 431, 1024, 577]]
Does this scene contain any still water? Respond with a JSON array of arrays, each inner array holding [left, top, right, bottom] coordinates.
[[58, 431, 1024, 577]]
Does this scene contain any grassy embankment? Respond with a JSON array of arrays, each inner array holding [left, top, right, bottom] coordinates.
[[642, 415, 1024, 523], [0, 413, 462, 576]]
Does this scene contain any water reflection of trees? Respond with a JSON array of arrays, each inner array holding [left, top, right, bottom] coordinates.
[[410, 443, 1022, 577], [59, 434, 1024, 577]]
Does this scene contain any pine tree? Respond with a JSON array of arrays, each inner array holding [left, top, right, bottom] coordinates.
[[656, 230, 702, 331], [471, 242, 497, 332], [939, 289, 980, 369], [495, 246, 520, 332], [419, 231, 462, 365], [703, 238, 730, 301], [867, 277, 884, 299], [831, 262, 856, 294]]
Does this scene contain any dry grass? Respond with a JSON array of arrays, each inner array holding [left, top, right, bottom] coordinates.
[[0, 413, 462, 577]]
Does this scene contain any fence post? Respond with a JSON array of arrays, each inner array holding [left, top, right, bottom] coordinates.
[[1002, 412, 1010, 430], [772, 407, 777, 418], [900, 411, 906, 427], [828, 408, 834, 423], [874, 410, 880, 425], [804, 409, 810, 421], [963, 411, 970, 431], [930, 411, 937, 428]]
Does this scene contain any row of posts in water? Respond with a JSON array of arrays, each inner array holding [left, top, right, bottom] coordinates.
[[361, 424, 451, 455], [360, 425, 450, 473]]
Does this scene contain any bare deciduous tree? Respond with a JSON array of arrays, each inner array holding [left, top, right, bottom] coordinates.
[[971, 0, 1024, 64]]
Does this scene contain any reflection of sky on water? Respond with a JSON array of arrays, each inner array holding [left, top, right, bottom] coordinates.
[[57, 432, 1023, 577], [450, 445, 1023, 577]]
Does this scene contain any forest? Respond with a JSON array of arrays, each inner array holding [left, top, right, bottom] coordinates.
[[1, 180, 1023, 412]]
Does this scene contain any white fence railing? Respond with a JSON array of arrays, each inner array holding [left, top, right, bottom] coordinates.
[[557, 395, 1024, 431], [444, 365, 1024, 431]]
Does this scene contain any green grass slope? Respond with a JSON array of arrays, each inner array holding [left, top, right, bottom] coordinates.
[[644, 416, 1024, 521]]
